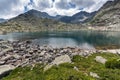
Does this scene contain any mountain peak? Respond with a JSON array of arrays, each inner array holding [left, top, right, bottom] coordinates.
[[23, 9, 51, 19]]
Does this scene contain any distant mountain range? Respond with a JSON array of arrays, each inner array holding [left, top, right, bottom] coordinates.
[[0, 0, 120, 32], [0, 18, 6, 23], [0, 9, 95, 33], [0, 9, 96, 24], [0, 9, 84, 33], [59, 11, 97, 23], [18, 9, 96, 24]]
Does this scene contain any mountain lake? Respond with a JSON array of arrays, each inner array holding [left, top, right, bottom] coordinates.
[[0, 31, 120, 49]]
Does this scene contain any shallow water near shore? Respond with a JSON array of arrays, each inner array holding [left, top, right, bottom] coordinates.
[[0, 31, 120, 49]]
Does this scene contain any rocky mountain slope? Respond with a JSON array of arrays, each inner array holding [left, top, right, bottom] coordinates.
[[0, 10, 83, 33], [24, 9, 62, 20], [91, 0, 120, 30]]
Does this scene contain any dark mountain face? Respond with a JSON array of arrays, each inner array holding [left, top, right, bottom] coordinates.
[[7, 9, 63, 28], [16, 9, 63, 21], [15, 9, 96, 24], [18, 9, 53, 19], [59, 11, 97, 24]]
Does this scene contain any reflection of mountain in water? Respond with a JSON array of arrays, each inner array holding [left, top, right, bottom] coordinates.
[[0, 31, 120, 48]]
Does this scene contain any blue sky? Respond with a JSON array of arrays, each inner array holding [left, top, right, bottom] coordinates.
[[0, 0, 111, 19]]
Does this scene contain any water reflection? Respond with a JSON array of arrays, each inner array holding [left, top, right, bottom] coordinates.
[[0, 31, 120, 49]]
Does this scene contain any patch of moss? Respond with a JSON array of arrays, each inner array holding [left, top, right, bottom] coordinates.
[[105, 58, 120, 69]]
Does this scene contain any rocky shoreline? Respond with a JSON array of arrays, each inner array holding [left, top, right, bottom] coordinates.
[[0, 40, 96, 66], [0, 39, 120, 78]]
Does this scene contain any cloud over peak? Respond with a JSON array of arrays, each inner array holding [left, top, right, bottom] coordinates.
[[0, 0, 110, 19]]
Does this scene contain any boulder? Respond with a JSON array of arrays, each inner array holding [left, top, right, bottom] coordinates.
[[44, 55, 71, 71], [0, 61, 5, 65], [52, 54, 71, 65], [95, 56, 107, 64], [0, 65, 15, 78]]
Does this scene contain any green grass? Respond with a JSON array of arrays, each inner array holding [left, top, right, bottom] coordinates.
[[105, 58, 120, 69], [2, 53, 120, 80], [72, 53, 120, 80], [44, 63, 94, 80], [2, 64, 45, 80]]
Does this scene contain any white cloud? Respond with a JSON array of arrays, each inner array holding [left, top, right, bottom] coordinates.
[[0, 0, 111, 19], [32, 0, 53, 10], [0, 0, 30, 19], [44, 7, 80, 16], [83, 0, 111, 12]]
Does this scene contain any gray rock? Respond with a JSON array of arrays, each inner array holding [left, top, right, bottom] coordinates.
[[13, 54, 21, 59], [0, 52, 5, 56], [0, 61, 5, 65], [0, 65, 15, 77], [45, 53, 52, 59], [44, 55, 71, 71], [52, 54, 71, 65], [74, 66, 79, 71], [71, 52, 78, 56], [1, 55, 13, 61], [95, 56, 107, 64], [39, 51, 46, 56], [90, 72, 100, 78]]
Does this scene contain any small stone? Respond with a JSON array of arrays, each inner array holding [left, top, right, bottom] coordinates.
[[39, 51, 46, 56], [90, 72, 100, 78], [24, 54, 32, 58], [13, 54, 21, 59], [45, 53, 52, 59], [25, 40, 32, 44], [74, 66, 79, 71], [29, 50, 33, 54], [71, 52, 78, 56]]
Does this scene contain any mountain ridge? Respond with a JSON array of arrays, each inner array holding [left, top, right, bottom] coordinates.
[[91, 0, 120, 28], [0, 9, 84, 33]]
